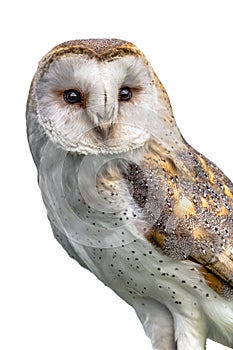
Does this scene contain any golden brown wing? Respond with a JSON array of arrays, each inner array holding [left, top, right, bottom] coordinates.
[[126, 140, 233, 298]]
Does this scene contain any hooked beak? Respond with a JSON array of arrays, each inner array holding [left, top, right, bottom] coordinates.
[[94, 124, 114, 141]]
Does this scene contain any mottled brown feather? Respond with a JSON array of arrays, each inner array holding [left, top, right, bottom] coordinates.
[[127, 140, 233, 298], [37, 39, 143, 76]]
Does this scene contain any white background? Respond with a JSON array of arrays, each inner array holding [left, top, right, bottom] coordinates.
[[1, 1, 233, 349]]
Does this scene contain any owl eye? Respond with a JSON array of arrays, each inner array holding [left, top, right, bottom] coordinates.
[[119, 87, 132, 101], [63, 89, 82, 104]]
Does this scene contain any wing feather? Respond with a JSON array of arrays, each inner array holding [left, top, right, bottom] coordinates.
[[128, 141, 233, 297]]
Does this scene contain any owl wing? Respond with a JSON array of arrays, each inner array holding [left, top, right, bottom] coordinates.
[[145, 225, 233, 297], [130, 143, 233, 297]]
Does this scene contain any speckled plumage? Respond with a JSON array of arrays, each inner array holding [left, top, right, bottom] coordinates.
[[27, 39, 233, 350]]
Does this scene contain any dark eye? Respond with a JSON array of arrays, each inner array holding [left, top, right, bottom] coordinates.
[[119, 87, 132, 101], [63, 89, 82, 104]]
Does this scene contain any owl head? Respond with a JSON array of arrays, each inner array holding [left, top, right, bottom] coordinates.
[[27, 39, 183, 155]]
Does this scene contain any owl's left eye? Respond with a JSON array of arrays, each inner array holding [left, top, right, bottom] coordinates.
[[119, 87, 132, 102], [63, 89, 82, 104]]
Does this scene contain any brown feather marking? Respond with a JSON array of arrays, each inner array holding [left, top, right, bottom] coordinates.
[[197, 154, 215, 185], [212, 251, 233, 283], [224, 185, 233, 200], [192, 227, 209, 240], [49, 39, 135, 55], [215, 205, 229, 216], [193, 253, 233, 288], [201, 197, 209, 209], [197, 265, 232, 297], [174, 197, 196, 218], [145, 228, 165, 249]]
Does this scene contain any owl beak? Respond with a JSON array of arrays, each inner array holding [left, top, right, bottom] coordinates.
[[94, 124, 113, 141]]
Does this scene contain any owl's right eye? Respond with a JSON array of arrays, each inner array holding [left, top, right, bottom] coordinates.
[[63, 89, 83, 104]]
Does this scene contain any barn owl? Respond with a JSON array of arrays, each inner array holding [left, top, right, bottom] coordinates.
[[26, 39, 233, 350]]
